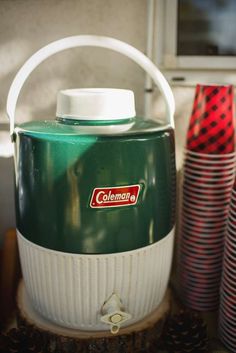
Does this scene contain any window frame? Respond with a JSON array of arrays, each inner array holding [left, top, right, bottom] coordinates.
[[154, 0, 236, 85]]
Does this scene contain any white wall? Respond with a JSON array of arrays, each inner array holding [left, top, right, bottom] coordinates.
[[153, 86, 195, 170], [0, 0, 147, 124]]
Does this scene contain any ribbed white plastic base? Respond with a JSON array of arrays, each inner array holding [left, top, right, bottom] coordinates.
[[17, 228, 174, 331]]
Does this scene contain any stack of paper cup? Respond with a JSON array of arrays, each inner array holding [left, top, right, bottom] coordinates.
[[219, 179, 236, 352], [178, 84, 236, 311]]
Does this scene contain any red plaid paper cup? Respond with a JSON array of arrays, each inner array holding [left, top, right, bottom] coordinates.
[[186, 84, 235, 155]]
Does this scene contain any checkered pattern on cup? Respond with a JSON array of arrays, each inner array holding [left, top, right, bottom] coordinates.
[[177, 84, 236, 312], [187, 84, 235, 154]]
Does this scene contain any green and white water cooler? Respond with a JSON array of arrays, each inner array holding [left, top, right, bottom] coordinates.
[[7, 36, 176, 333]]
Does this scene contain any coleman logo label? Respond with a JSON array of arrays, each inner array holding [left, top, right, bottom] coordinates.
[[90, 185, 141, 208]]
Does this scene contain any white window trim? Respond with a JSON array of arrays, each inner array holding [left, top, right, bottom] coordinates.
[[154, 0, 236, 86]]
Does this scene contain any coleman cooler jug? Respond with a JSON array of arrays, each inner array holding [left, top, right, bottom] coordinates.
[[7, 36, 176, 333]]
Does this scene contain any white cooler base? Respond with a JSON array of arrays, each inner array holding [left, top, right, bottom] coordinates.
[[17, 228, 174, 331]]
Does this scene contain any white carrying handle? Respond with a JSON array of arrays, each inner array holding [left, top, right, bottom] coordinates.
[[7, 35, 175, 136]]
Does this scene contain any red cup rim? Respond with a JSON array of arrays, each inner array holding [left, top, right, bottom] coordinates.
[[224, 241, 236, 254], [181, 207, 229, 217], [222, 266, 236, 281], [181, 221, 227, 233], [179, 256, 223, 270], [222, 258, 236, 277], [220, 297, 236, 316], [220, 310, 236, 325], [180, 227, 226, 239], [184, 172, 235, 183], [227, 220, 236, 231], [181, 208, 228, 220], [184, 149, 236, 159], [182, 190, 230, 201], [182, 220, 227, 231], [180, 263, 223, 275], [184, 165, 235, 177], [227, 227, 236, 238], [224, 249, 236, 264], [181, 225, 227, 235], [181, 232, 224, 245], [229, 194, 236, 202], [223, 248, 235, 262], [181, 239, 224, 249], [221, 271, 236, 292], [221, 278, 236, 294], [180, 229, 225, 240], [183, 199, 230, 211], [182, 195, 229, 210], [183, 179, 234, 191], [224, 243, 236, 256], [179, 239, 224, 249], [181, 288, 220, 299], [180, 239, 224, 252], [179, 266, 222, 278], [182, 188, 232, 201], [228, 203, 236, 213], [181, 289, 219, 301], [221, 288, 236, 300], [184, 159, 236, 170], [228, 213, 236, 223], [220, 317, 236, 336], [183, 194, 230, 207], [223, 257, 236, 275], [180, 273, 221, 286], [179, 261, 222, 275], [181, 272, 221, 284], [224, 236, 236, 249], [220, 316, 236, 332], [218, 328, 236, 349], [225, 230, 236, 241], [219, 326, 236, 344], [179, 272, 221, 284], [179, 277, 220, 284], [221, 290, 236, 305], [181, 215, 228, 228], [180, 251, 223, 262], [181, 204, 229, 217], [184, 156, 236, 166], [179, 259, 223, 271], [220, 298, 236, 312], [225, 227, 236, 238], [181, 295, 219, 308], [181, 216, 227, 228]]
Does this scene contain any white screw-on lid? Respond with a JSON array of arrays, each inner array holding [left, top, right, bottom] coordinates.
[[56, 88, 136, 120]]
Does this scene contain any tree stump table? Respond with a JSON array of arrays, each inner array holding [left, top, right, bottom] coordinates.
[[16, 280, 171, 353]]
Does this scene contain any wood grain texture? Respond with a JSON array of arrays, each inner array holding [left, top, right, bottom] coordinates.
[[16, 280, 171, 353], [0, 229, 21, 328]]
